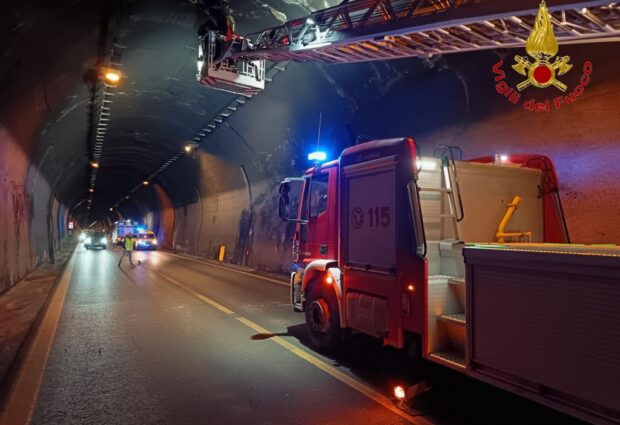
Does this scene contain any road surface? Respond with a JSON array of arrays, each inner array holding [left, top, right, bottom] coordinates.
[[2, 246, 586, 425]]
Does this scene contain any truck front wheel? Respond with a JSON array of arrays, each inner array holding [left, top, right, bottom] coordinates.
[[305, 282, 341, 354]]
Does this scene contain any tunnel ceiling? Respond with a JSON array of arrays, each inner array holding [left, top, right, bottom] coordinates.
[[2, 0, 338, 224], [6, 0, 619, 227]]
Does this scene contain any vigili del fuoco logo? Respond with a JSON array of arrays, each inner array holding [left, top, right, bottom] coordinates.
[[492, 1, 593, 112]]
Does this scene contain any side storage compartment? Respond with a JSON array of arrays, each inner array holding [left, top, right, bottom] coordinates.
[[464, 245, 620, 425], [346, 292, 389, 338]]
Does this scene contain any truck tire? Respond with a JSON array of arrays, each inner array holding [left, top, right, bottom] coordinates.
[[305, 282, 341, 354]]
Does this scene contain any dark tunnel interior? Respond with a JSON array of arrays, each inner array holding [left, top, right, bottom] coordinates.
[[1, 0, 619, 293]]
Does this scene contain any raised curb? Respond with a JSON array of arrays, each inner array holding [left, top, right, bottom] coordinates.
[[0, 243, 76, 408]]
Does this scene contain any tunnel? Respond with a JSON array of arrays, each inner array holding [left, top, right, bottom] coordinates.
[[1, 0, 619, 295]]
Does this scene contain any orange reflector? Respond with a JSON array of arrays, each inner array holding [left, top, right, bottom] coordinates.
[[394, 385, 406, 400], [325, 275, 334, 284]]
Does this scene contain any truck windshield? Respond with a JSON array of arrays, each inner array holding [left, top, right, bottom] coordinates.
[[309, 173, 328, 218]]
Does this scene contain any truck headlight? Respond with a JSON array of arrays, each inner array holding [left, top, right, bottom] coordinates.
[[85, 237, 92, 243], [100, 237, 107, 243], [152, 239, 157, 245]]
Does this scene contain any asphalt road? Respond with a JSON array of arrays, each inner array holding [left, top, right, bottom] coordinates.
[[16, 246, 586, 425]]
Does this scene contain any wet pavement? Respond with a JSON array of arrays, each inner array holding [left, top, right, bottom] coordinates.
[[28, 247, 412, 425], [2, 246, 587, 425]]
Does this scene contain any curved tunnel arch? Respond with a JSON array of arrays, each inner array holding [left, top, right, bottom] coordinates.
[[1, 0, 619, 295]]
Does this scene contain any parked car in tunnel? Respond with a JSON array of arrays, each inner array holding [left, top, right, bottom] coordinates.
[[136, 231, 158, 250], [84, 231, 108, 250]]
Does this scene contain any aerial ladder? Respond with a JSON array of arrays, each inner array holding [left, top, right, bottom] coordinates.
[[197, 0, 620, 95]]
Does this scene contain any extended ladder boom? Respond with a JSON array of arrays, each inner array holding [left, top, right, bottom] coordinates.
[[229, 0, 619, 64], [197, 0, 619, 94]]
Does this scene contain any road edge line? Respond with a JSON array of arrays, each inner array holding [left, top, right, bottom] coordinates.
[[164, 251, 289, 287], [0, 254, 76, 425], [154, 269, 429, 425]]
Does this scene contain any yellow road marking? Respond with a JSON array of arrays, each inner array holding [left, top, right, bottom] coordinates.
[[154, 269, 430, 425], [164, 252, 289, 287], [158, 273, 235, 316], [0, 256, 75, 425]]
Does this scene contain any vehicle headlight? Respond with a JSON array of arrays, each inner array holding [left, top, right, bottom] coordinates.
[[85, 237, 92, 243], [152, 239, 157, 245], [100, 237, 107, 243]]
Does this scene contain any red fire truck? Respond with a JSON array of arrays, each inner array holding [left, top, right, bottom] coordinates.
[[278, 137, 620, 424]]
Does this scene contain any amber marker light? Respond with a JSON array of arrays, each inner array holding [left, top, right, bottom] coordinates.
[[407, 284, 415, 292], [142, 180, 149, 186], [88, 188, 94, 193], [90, 161, 100, 168], [325, 274, 334, 284]]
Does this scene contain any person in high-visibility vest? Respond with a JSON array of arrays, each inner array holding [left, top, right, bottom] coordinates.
[[118, 233, 137, 267]]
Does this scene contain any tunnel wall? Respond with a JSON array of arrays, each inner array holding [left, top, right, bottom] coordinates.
[[159, 43, 619, 275], [150, 184, 175, 250], [0, 126, 67, 294]]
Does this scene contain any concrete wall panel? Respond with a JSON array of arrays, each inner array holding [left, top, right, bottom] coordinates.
[[0, 126, 59, 293]]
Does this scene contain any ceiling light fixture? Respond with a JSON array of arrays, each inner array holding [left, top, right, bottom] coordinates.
[[102, 68, 122, 86], [184, 141, 199, 153]]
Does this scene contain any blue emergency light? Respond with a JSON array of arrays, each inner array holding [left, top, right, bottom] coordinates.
[[308, 151, 327, 162]]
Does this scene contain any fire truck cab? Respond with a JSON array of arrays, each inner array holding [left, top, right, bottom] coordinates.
[[279, 137, 620, 423]]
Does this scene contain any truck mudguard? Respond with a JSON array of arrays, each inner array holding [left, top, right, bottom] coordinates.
[[301, 259, 345, 327]]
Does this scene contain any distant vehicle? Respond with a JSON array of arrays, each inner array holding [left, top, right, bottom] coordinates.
[[112, 221, 140, 246], [136, 231, 158, 250], [84, 231, 107, 250]]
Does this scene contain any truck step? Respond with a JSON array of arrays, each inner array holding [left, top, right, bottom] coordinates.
[[429, 351, 467, 370], [418, 187, 452, 193], [437, 313, 466, 326], [448, 277, 465, 286]]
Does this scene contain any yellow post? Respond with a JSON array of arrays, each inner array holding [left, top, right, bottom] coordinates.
[[218, 245, 226, 262]]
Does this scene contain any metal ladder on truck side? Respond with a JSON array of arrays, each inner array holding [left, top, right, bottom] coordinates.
[[417, 146, 468, 370], [417, 146, 464, 242]]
